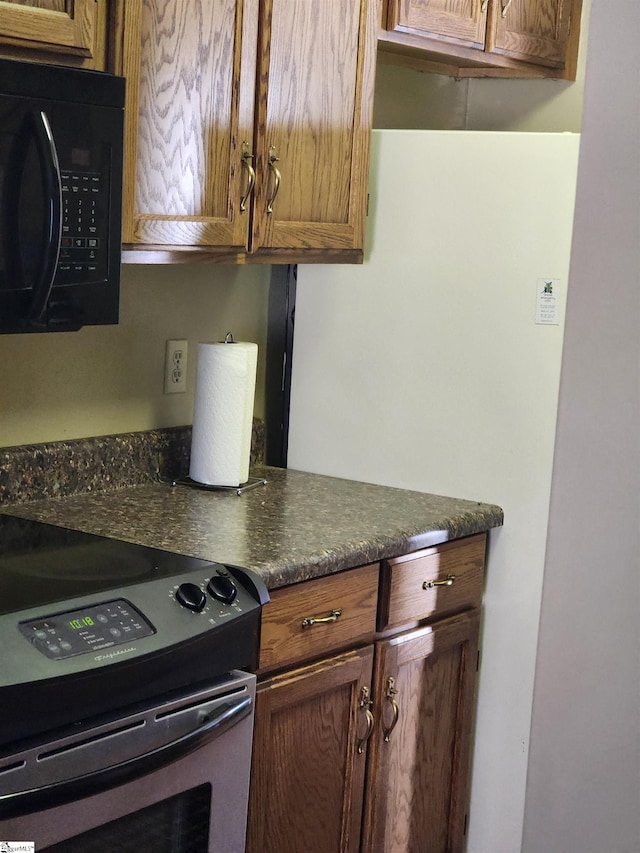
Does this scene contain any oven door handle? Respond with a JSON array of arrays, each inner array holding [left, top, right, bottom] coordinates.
[[0, 694, 252, 820]]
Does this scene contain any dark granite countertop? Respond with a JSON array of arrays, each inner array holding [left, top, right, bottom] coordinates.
[[4, 465, 503, 590]]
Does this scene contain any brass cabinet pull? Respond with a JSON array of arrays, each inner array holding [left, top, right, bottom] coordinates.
[[301, 608, 342, 628], [501, 0, 514, 17], [383, 676, 399, 743], [240, 141, 255, 212], [480, 0, 489, 12], [357, 686, 374, 754], [266, 145, 281, 214], [422, 574, 456, 590]]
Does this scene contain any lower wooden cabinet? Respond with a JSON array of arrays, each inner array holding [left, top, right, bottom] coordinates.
[[246, 647, 375, 853], [247, 535, 487, 852], [362, 612, 480, 852]]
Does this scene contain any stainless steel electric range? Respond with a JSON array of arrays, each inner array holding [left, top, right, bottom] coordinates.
[[0, 513, 268, 852]]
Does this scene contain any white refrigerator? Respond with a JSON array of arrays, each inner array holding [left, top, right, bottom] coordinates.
[[287, 129, 580, 853]]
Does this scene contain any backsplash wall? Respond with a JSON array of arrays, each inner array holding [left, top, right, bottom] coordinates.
[[0, 263, 270, 448]]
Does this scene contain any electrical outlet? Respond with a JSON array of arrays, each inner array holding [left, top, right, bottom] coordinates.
[[164, 339, 188, 394]]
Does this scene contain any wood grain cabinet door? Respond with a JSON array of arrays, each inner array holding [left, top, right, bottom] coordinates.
[[385, 0, 488, 49], [0, 0, 99, 61], [250, 0, 379, 256], [489, 0, 575, 69], [362, 611, 480, 853], [120, 0, 258, 251], [246, 646, 374, 853]]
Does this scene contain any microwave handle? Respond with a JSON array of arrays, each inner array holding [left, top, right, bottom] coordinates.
[[26, 110, 63, 324]]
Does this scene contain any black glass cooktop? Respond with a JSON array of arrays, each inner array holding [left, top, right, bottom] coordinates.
[[0, 513, 212, 617]]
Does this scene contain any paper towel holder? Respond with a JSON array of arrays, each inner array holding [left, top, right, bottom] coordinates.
[[162, 475, 267, 497]]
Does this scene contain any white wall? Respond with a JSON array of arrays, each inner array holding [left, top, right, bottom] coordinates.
[[288, 130, 580, 853], [522, 3, 640, 851]]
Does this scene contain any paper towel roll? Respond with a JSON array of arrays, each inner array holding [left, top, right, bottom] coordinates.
[[189, 340, 258, 487]]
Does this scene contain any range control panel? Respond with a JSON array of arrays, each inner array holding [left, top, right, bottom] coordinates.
[[19, 599, 154, 661]]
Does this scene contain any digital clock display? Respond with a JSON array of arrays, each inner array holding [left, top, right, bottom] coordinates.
[[68, 616, 95, 630], [19, 599, 155, 660]]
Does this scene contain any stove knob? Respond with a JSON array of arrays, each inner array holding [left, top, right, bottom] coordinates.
[[207, 575, 238, 604], [176, 582, 207, 612]]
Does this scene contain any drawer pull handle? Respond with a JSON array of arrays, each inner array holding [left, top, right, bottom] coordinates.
[[357, 686, 374, 754], [383, 676, 399, 743], [422, 574, 456, 590], [301, 608, 342, 628]]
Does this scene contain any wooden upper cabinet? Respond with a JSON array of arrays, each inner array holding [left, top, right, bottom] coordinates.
[[387, 0, 487, 49], [250, 0, 378, 257], [117, 0, 379, 262], [0, 0, 106, 68], [380, 0, 583, 80], [120, 0, 257, 251], [489, 0, 573, 68]]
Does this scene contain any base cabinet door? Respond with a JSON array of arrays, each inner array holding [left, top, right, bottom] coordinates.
[[361, 611, 480, 853], [246, 646, 374, 853]]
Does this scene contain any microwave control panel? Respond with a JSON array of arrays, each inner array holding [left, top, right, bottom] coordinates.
[[56, 169, 108, 286]]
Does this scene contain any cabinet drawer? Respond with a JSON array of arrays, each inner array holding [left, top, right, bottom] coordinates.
[[258, 563, 379, 673], [378, 534, 486, 631]]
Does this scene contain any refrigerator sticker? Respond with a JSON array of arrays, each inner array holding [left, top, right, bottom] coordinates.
[[535, 279, 562, 325]]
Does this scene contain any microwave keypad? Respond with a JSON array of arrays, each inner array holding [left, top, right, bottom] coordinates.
[[58, 170, 106, 284]]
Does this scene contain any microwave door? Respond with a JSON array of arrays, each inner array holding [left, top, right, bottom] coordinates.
[[4, 109, 63, 328]]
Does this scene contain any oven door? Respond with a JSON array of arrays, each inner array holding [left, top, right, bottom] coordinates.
[[0, 671, 255, 853]]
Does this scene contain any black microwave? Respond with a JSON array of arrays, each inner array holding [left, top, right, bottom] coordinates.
[[0, 58, 125, 334]]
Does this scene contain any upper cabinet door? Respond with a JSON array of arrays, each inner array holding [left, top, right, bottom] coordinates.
[[386, 0, 487, 49], [0, 0, 99, 60], [250, 0, 379, 255], [489, 0, 573, 68], [121, 0, 257, 251]]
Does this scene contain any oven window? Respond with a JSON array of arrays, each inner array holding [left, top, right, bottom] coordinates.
[[40, 784, 211, 853]]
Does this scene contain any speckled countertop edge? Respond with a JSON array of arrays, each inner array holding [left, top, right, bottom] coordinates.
[[4, 465, 504, 591]]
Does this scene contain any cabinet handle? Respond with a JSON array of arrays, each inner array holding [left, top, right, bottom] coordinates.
[[501, 0, 514, 17], [383, 676, 399, 743], [266, 145, 281, 214], [301, 608, 342, 628], [422, 574, 456, 590], [480, 0, 488, 12], [357, 686, 374, 755], [240, 141, 255, 213]]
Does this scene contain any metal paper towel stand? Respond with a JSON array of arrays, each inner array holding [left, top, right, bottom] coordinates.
[[163, 476, 267, 497]]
